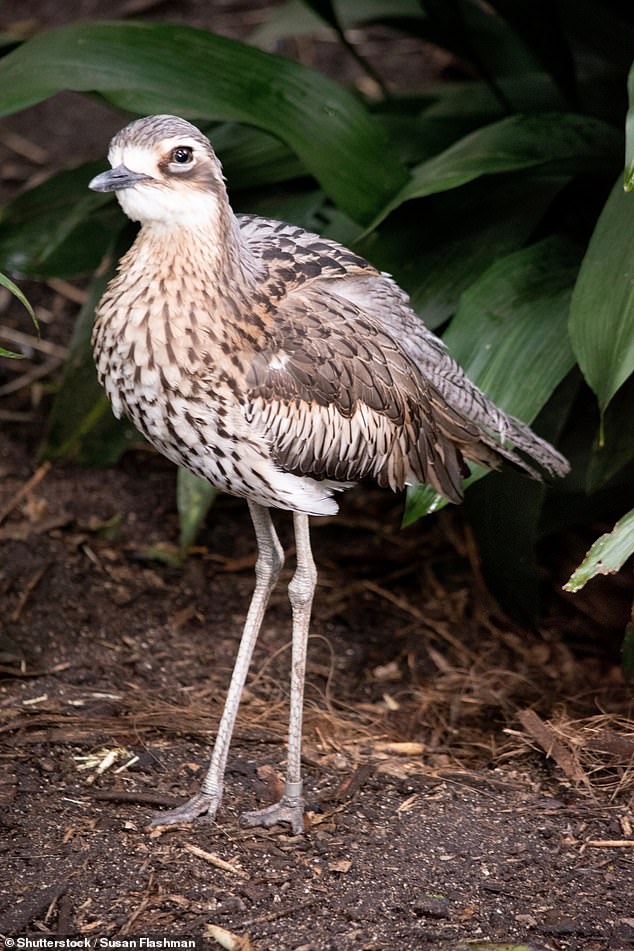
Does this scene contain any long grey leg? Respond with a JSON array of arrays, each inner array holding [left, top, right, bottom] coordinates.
[[150, 501, 284, 826], [241, 512, 316, 834]]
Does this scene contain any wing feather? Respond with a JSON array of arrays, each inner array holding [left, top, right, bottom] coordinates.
[[244, 285, 483, 502], [238, 215, 569, 500]]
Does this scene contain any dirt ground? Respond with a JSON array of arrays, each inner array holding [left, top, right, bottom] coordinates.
[[1, 3, 634, 950]]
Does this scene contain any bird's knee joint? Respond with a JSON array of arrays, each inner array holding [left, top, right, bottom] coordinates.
[[255, 548, 284, 587], [288, 565, 316, 609]]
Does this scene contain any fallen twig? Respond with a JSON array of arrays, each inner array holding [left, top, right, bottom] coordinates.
[[0, 460, 52, 525], [184, 842, 250, 879], [10, 564, 47, 622], [586, 839, 634, 847], [518, 708, 591, 787], [92, 789, 180, 808]]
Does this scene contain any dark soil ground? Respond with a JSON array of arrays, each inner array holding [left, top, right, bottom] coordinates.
[[1, 3, 633, 950]]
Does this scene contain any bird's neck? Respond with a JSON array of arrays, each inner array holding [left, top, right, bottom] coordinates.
[[133, 205, 261, 294]]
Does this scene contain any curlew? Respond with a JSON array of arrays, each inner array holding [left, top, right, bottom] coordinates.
[[89, 115, 569, 833]]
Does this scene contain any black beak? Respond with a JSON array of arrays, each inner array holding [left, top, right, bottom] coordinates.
[[89, 165, 152, 193]]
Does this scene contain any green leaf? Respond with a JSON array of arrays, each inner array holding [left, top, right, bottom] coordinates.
[[366, 112, 621, 230], [177, 468, 218, 552], [569, 176, 634, 412], [443, 237, 578, 403], [624, 56, 634, 191], [0, 20, 408, 225], [209, 123, 305, 189], [237, 189, 336, 235], [419, 73, 568, 125], [563, 507, 634, 592], [253, 0, 423, 46], [0, 272, 37, 357], [0, 271, 35, 320], [0, 160, 117, 277], [404, 237, 579, 523], [356, 173, 568, 328]]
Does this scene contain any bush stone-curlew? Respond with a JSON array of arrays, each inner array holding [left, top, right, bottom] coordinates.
[[89, 114, 569, 833]]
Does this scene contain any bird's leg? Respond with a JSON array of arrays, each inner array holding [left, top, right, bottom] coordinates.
[[150, 502, 283, 826], [241, 512, 315, 835]]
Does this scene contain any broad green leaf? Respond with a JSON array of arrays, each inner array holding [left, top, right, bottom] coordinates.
[[0, 160, 117, 277], [177, 469, 218, 552], [569, 176, 634, 412], [237, 189, 333, 233], [404, 237, 579, 523], [209, 123, 305, 189], [366, 112, 621, 230], [356, 173, 567, 328], [0, 20, 407, 225], [563, 507, 634, 592], [443, 237, 578, 397], [624, 57, 634, 191], [253, 0, 327, 44], [372, 74, 571, 169], [253, 0, 423, 47], [420, 73, 567, 122]]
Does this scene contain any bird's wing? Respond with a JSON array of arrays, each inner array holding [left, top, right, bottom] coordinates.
[[240, 215, 569, 481], [243, 280, 501, 503]]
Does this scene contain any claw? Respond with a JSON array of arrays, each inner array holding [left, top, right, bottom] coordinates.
[[240, 794, 305, 835], [148, 791, 220, 828]]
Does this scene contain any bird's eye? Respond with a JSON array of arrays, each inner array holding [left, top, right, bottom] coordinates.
[[170, 146, 194, 165]]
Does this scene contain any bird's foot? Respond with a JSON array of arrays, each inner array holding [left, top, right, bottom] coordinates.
[[148, 791, 220, 828], [240, 782, 305, 835]]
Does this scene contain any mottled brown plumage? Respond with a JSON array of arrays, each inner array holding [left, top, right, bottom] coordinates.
[[89, 115, 569, 833]]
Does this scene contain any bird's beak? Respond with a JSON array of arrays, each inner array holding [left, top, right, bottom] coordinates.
[[89, 165, 152, 193]]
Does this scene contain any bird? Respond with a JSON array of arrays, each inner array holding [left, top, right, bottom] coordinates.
[[88, 114, 569, 834]]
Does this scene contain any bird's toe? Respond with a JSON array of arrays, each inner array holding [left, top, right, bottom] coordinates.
[[240, 795, 305, 835], [148, 791, 220, 828]]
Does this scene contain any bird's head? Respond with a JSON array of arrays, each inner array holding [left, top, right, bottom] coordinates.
[[89, 115, 226, 229]]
